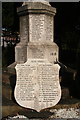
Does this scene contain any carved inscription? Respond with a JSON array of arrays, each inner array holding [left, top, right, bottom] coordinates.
[[15, 59, 61, 111], [44, 15, 53, 42], [29, 15, 53, 42], [30, 15, 45, 42]]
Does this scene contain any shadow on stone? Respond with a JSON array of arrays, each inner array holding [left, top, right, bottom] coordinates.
[[18, 109, 54, 119]]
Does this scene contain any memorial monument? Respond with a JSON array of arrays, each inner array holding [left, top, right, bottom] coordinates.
[[14, 1, 61, 112]]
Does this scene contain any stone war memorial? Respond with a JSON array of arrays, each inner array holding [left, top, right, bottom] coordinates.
[[2, 2, 80, 119], [14, 1, 61, 112]]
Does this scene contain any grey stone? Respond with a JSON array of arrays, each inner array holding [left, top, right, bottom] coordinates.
[[14, 2, 61, 111], [15, 2, 56, 64], [14, 59, 61, 112], [22, 1, 51, 6]]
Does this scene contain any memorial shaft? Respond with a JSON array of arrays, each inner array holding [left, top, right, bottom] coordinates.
[[15, 2, 58, 64]]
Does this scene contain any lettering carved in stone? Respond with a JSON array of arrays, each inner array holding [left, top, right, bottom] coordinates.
[[14, 59, 61, 111]]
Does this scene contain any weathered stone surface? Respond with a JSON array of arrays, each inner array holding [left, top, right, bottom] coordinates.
[[14, 2, 61, 111], [15, 2, 56, 64], [27, 42, 59, 64], [22, 1, 51, 6], [17, 2, 56, 16], [20, 16, 29, 43], [29, 14, 53, 42], [14, 59, 61, 112], [15, 43, 27, 63]]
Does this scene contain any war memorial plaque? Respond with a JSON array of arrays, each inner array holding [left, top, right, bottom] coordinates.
[[14, 59, 61, 111], [14, 2, 61, 111]]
